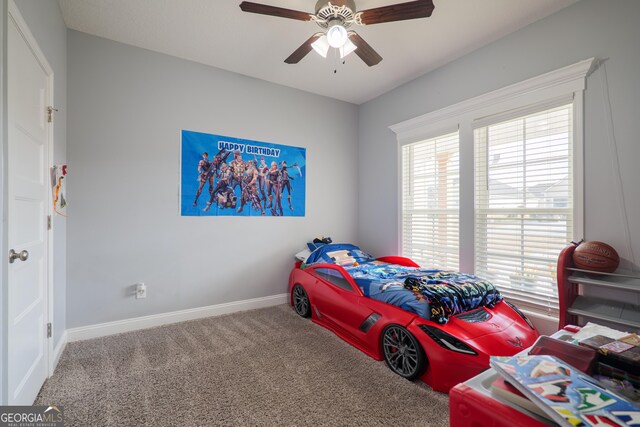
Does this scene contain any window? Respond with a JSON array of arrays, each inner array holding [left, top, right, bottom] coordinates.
[[401, 131, 459, 270], [392, 58, 593, 319], [315, 268, 353, 292], [474, 104, 573, 315]]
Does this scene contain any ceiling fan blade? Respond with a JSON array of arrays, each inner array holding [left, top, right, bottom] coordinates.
[[285, 34, 322, 64], [348, 32, 382, 66], [239, 2, 313, 21], [357, 0, 434, 25]]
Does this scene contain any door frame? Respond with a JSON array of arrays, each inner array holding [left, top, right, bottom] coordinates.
[[5, 0, 55, 400]]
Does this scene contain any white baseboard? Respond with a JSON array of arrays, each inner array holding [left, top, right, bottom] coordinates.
[[50, 330, 67, 375], [66, 293, 289, 342]]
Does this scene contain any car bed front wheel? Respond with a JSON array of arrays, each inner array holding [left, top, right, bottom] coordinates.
[[292, 284, 311, 318], [382, 325, 427, 380]]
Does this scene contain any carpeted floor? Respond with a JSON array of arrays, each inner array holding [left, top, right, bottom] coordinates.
[[36, 305, 449, 426]]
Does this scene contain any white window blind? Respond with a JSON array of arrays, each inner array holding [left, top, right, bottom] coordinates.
[[402, 131, 459, 270], [474, 104, 573, 316]]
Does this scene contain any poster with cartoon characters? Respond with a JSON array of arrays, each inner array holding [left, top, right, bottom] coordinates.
[[181, 130, 306, 217]]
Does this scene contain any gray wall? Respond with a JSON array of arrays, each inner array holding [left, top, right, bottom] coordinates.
[[357, 0, 640, 274], [66, 31, 358, 328]]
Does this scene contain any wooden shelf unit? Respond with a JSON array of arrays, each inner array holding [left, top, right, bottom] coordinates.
[[557, 245, 640, 330]]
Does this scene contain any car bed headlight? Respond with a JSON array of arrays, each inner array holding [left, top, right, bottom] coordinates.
[[418, 325, 478, 356]]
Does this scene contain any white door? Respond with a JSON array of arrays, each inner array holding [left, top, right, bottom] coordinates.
[[7, 9, 51, 405]]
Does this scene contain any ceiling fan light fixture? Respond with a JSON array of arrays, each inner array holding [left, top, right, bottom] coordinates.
[[311, 35, 330, 58], [339, 38, 357, 59], [326, 22, 348, 48]]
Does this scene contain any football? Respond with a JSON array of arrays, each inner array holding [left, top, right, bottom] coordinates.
[[572, 241, 620, 273]]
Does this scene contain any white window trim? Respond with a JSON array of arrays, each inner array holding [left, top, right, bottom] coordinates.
[[391, 57, 595, 280]]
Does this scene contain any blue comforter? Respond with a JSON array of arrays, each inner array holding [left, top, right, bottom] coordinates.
[[304, 243, 503, 323], [346, 262, 503, 324]]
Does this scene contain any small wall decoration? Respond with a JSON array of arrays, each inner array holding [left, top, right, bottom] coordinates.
[[50, 164, 67, 216], [181, 130, 306, 217]]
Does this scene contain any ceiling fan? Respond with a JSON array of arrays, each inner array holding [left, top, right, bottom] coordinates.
[[239, 0, 435, 66]]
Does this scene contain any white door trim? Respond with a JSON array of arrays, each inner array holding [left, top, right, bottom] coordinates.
[[7, 0, 55, 380]]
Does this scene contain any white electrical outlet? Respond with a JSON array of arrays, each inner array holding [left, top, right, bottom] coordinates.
[[135, 282, 147, 299]]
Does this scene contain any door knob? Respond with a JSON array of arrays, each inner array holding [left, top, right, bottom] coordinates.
[[9, 249, 29, 263]]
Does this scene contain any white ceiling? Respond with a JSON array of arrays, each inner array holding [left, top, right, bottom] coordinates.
[[57, 0, 578, 105]]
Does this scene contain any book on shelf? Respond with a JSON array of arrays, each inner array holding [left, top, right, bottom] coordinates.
[[579, 334, 640, 377], [490, 354, 640, 427]]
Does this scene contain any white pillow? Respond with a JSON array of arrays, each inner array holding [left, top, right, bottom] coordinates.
[[295, 248, 312, 262]]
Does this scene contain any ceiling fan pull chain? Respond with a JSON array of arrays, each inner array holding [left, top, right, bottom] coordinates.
[[332, 47, 337, 74]]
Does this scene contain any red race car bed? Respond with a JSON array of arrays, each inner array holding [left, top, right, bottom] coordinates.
[[289, 242, 540, 392]]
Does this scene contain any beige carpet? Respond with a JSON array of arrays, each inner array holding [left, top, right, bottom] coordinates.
[[36, 305, 450, 426]]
